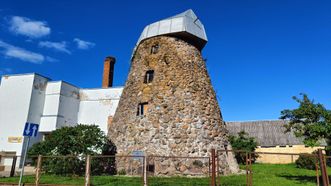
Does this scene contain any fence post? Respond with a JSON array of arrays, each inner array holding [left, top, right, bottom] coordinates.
[[216, 153, 220, 186], [318, 149, 329, 186], [85, 155, 91, 186], [315, 157, 320, 186], [211, 149, 216, 186], [35, 155, 42, 186], [246, 152, 248, 186], [249, 153, 253, 186], [10, 156, 17, 177], [143, 156, 148, 186]]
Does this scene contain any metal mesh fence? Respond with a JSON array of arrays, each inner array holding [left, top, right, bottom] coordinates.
[[217, 150, 330, 186], [38, 156, 85, 185], [0, 155, 37, 185], [325, 156, 331, 185], [90, 155, 144, 186], [147, 156, 211, 186], [0, 150, 330, 186]]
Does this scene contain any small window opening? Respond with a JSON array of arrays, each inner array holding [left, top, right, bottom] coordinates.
[[151, 44, 159, 54], [147, 164, 155, 173], [137, 102, 149, 116], [144, 70, 154, 83]]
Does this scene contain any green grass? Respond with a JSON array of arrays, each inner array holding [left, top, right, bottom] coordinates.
[[219, 164, 331, 186], [0, 164, 330, 186]]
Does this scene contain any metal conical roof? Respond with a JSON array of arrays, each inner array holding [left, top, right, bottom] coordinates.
[[136, 9, 208, 50]]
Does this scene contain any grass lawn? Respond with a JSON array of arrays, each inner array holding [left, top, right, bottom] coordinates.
[[0, 164, 330, 185]]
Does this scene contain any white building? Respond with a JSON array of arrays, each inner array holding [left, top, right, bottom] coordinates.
[[0, 57, 122, 167]]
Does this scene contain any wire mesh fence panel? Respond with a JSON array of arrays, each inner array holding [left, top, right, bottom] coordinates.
[[216, 150, 327, 186], [0, 155, 21, 184], [0, 155, 19, 178], [252, 153, 324, 186], [38, 156, 84, 185], [147, 156, 210, 186], [217, 151, 247, 186], [326, 156, 331, 185], [90, 155, 144, 186], [0, 155, 38, 185]]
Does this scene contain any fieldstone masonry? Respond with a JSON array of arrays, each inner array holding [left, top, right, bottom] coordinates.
[[109, 36, 239, 175]]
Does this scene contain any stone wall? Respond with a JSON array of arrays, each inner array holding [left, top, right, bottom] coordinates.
[[109, 36, 238, 175]]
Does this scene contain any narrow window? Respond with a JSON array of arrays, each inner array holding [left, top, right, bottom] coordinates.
[[151, 44, 159, 54], [137, 102, 149, 116], [144, 70, 154, 84], [148, 164, 155, 173]]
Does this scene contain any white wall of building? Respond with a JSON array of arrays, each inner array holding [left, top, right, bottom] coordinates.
[[0, 73, 123, 164], [78, 87, 122, 133], [57, 82, 80, 128], [0, 74, 47, 156], [39, 81, 80, 132], [39, 82, 61, 132]]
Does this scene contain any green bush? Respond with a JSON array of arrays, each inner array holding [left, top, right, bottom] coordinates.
[[295, 153, 317, 170], [118, 169, 126, 175], [229, 131, 258, 164], [28, 124, 117, 176]]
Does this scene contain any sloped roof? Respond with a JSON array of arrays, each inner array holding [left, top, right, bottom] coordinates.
[[136, 9, 208, 50], [226, 120, 306, 146]]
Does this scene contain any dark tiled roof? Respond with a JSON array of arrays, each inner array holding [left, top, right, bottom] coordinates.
[[226, 120, 306, 146]]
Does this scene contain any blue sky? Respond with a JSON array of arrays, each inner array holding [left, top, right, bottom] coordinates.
[[0, 0, 330, 121]]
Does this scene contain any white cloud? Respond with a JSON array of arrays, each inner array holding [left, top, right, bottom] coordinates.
[[9, 16, 51, 38], [45, 56, 58, 62], [38, 41, 71, 54], [73, 38, 95, 50], [0, 40, 45, 63], [0, 40, 44, 63]]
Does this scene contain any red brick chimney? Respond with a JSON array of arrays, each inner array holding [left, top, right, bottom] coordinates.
[[102, 56, 116, 88]]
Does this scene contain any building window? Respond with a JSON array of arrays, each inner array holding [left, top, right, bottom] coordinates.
[[148, 164, 155, 173], [144, 70, 154, 83], [137, 102, 149, 116], [151, 44, 159, 54]]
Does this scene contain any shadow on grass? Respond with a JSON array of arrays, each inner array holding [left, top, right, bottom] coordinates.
[[277, 174, 317, 184]]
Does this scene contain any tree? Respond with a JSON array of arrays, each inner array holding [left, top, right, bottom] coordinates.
[[280, 94, 331, 148], [229, 131, 259, 164], [28, 124, 116, 176]]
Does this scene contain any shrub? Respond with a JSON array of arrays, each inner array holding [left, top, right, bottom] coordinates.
[[295, 153, 317, 170], [28, 124, 117, 176], [229, 131, 258, 164], [118, 169, 126, 175]]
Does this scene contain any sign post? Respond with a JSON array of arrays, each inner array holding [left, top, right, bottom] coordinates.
[[18, 122, 39, 186]]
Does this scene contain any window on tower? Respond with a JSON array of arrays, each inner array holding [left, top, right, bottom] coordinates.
[[144, 70, 154, 84], [137, 102, 149, 116], [151, 44, 159, 54]]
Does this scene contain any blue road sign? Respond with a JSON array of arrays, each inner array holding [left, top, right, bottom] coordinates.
[[23, 122, 39, 137], [132, 150, 144, 161]]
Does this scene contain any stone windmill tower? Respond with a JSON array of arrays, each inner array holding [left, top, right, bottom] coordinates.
[[109, 9, 238, 174]]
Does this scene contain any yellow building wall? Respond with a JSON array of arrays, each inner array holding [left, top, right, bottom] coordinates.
[[255, 145, 323, 164]]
